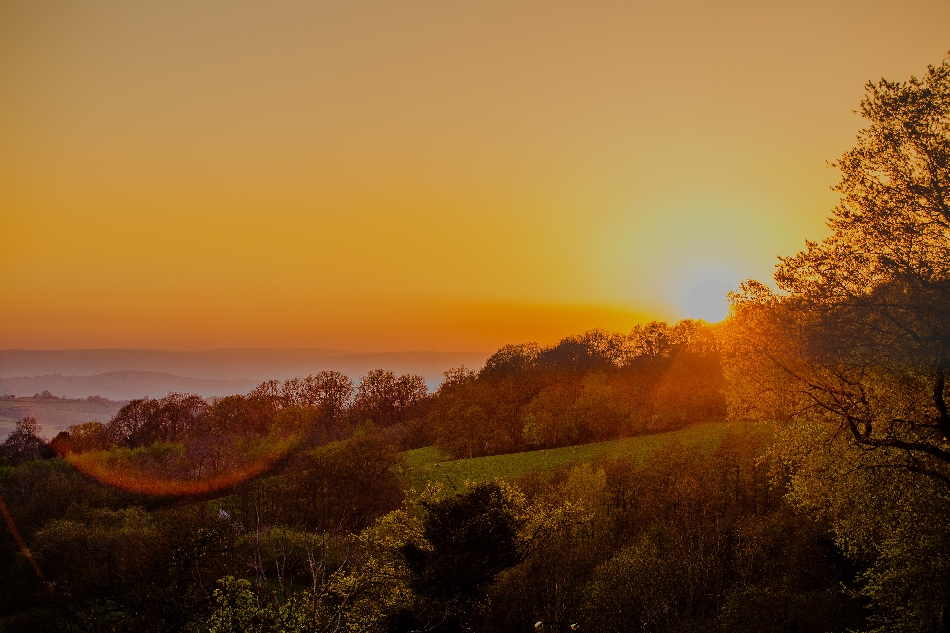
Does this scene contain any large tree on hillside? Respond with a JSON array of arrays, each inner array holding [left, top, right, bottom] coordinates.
[[731, 56, 950, 486], [725, 56, 950, 631]]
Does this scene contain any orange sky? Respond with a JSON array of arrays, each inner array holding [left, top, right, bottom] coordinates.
[[1, 1, 948, 352]]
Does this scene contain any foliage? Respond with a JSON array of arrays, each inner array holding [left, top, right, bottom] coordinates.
[[398, 482, 525, 629], [771, 415, 950, 633], [350, 369, 428, 429], [724, 55, 950, 631], [0, 417, 871, 632], [278, 422, 405, 531], [0, 417, 54, 466], [427, 320, 726, 458], [403, 421, 745, 495], [729, 56, 950, 485]]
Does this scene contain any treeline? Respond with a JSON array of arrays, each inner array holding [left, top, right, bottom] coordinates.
[[34, 370, 425, 468], [423, 320, 724, 457], [32, 318, 723, 468], [0, 392, 116, 402]]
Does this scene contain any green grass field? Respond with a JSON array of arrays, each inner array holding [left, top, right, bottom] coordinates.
[[401, 420, 756, 493]]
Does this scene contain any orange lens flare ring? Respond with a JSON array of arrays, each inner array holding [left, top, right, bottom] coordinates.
[[64, 436, 298, 497]]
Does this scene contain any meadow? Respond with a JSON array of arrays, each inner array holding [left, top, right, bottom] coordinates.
[[402, 420, 762, 493]]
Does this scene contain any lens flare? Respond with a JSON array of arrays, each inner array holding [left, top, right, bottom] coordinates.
[[65, 435, 300, 497]]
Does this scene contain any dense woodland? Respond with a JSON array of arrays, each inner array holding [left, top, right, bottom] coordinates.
[[2, 55, 949, 633], [0, 333, 859, 633]]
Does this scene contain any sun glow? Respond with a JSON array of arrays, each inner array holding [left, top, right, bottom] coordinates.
[[2, 2, 946, 350]]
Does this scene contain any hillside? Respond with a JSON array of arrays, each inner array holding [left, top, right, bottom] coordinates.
[[0, 371, 257, 402], [402, 420, 763, 493]]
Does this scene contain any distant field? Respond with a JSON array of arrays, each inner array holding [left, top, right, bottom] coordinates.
[[0, 398, 126, 439], [402, 421, 761, 493]]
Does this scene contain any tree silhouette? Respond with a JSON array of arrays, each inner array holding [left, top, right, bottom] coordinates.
[[734, 56, 950, 487]]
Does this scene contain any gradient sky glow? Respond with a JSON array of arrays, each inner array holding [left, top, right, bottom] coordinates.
[[2, 1, 948, 351]]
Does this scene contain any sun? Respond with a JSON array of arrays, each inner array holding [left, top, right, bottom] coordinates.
[[685, 278, 734, 322]]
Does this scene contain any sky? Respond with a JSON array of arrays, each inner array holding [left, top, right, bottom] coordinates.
[[1, 1, 948, 352]]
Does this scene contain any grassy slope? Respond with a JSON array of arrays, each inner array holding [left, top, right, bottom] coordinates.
[[402, 420, 755, 493]]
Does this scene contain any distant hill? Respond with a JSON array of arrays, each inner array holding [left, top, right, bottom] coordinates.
[[0, 349, 491, 391], [0, 371, 256, 401], [0, 396, 127, 440], [0, 348, 343, 380]]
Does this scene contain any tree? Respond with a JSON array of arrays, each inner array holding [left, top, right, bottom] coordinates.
[[628, 320, 676, 358], [285, 371, 354, 418], [106, 393, 207, 447], [267, 372, 356, 442], [725, 56, 950, 631], [403, 483, 522, 601], [65, 421, 110, 453], [203, 393, 274, 438], [0, 417, 53, 465], [106, 397, 161, 447], [730, 55, 950, 486], [480, 342, 542, 377], [396, 483, 525, 631], [351, 369, 428, 428], [520, 384, 580, 448], [572, 372, 623, 442], [282, 422, 405, 531]]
